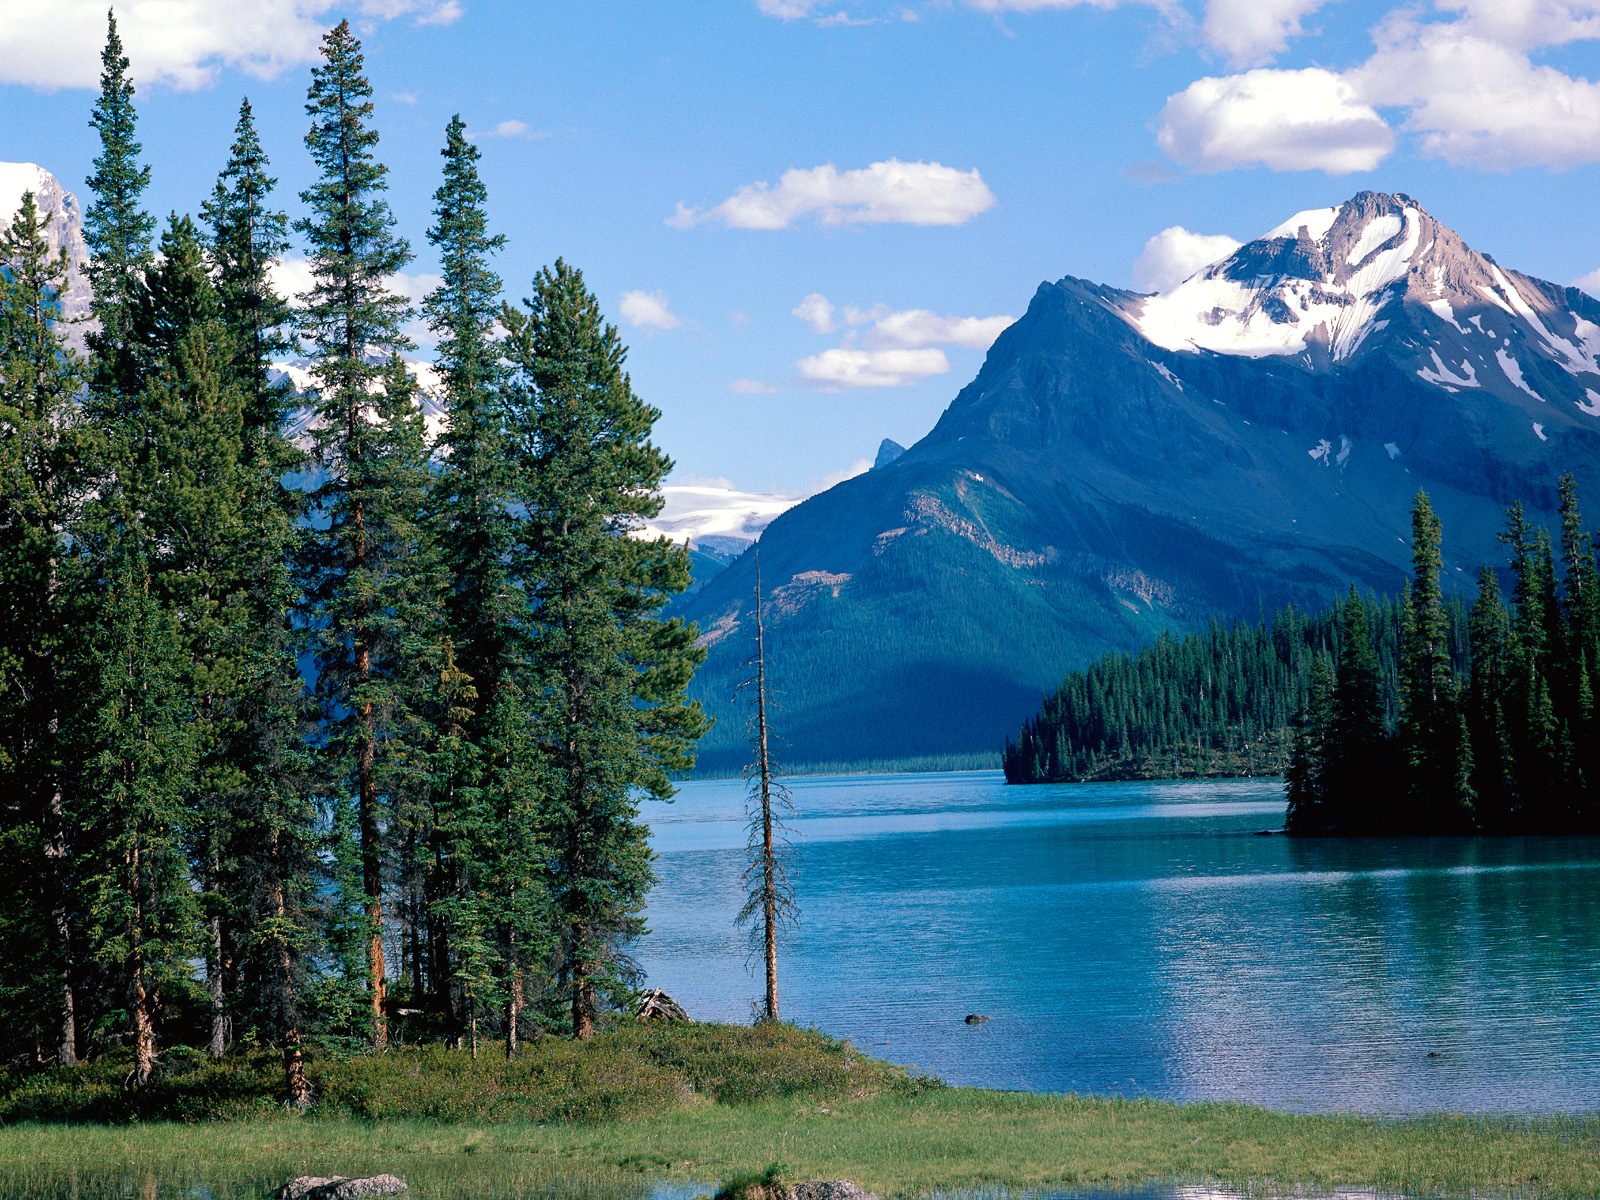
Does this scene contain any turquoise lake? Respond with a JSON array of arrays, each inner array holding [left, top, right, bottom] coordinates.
[[638, 772, 1600, 1115]]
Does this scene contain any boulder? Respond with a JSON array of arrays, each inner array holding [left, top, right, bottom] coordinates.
[[276, 1176, 408, 1199], [963, 1013, 990, 1025]]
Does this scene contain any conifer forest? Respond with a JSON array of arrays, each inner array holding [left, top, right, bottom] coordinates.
[[0, 15, 707, 1100]]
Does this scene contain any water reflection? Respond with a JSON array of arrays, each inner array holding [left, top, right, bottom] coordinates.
[[640, 772, 1600, 1113]]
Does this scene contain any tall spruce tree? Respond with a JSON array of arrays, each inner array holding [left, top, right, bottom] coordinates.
[[294, 21, 435, 1048], [1398, 492, 1473, 831], [1328, 586, 1387, 829], [503, 260, 708, 1038], [84, 8, 154, 406], [0, 193, 86, 1065], [198, 94, 317, 1099], [1466, 565, 1516, 830], [1284, 655, 1334, 832], [422, 115, 551, 1054], [201, 97, 294, 443]]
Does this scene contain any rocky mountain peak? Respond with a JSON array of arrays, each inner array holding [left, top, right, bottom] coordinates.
[[0, 162, 93, 340]]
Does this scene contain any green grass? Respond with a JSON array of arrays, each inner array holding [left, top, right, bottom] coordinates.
[[0, 1025, 1596, 1199]]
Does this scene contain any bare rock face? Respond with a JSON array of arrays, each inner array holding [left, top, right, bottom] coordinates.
[[0, 162, 93, 349], [276, 1175, 408, 1199]]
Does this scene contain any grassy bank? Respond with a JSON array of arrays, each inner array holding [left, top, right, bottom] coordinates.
[[0, 1025, 1596, 1199]]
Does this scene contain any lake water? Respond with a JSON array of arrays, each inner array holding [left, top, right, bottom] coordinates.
[[638, 771, 1600, 1115]]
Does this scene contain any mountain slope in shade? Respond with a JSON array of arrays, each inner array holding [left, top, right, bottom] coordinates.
[[679, 191, 1600, 770], [0, 162, 93, 344]]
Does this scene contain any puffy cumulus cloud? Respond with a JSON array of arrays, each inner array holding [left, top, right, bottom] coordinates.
[[1132, 225, 1241, 292], [797, 347, 950, 389], [0, 0, 461, 90], [866, 308, 1013, 349], [729, 378, 780, 394], [814, 457, 875, 489], [1575, 267, 1600, 298], [1432, 0, 1600, 51], [618, 290, 682, 332], [669, 159, 995, 230], [792, 292, 837, 333], [1157, 67, 1396, 173], [1349, 10, 1600, 170], [1202, 0, 1331, 66]]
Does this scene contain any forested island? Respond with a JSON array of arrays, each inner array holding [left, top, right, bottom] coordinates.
[[0, 15, 707, 1102], [1008, 484, 1600, 837]]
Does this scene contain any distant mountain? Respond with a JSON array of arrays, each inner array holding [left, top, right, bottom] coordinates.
[[0, 162, 92, 346], [678, 191, 1600, 771], [874, 438, 906, 469]]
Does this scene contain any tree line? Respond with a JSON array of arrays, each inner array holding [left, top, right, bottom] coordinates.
[[1002, 595, 1458, 784], [0, 15, 706, 1104], [1288, 485, 1600, 835]]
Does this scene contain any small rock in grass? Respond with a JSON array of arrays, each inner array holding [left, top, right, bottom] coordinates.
[[276, 1175, 408, 1199], [793, 1181, 880, 1200]]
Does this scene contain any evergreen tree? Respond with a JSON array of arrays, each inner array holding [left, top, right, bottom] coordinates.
[[1284, 656, 1334, 833], [0, 193, 86, 1065], [83, 8, 154, 405], [503, 260, 708, 1038], [1398, 492, 1473, 831], [1465, 566, 1516, 830], [422, 114, 551, 1054], [200, 97, 294, 444], [198, 94, 317, 1100], [74, 548, 198, 1087], [1327, 586, 1387, 828], [294, 21, 436, 1050]]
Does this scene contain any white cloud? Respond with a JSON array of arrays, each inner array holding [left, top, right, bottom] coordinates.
[[1132, 225, 1242, 292], [1157, 67, 1396, 173], [792, 292, 837, 333], [670, 159, 996, 230], [619, 290, 683, 332], [0, 0, 462, 90], [797, 347, 950, 388], [730, 378, 780, 394], [963, 0, 1174, 11], [1576, 267, 1600, 298], [469, 118, 544, 141], [866, 309, 1013, 349], [1349, 10, 1600, 170], [1202, 0, 1331, 66]]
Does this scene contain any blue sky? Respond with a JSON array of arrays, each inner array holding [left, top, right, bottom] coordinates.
[[3, 0, 1600, 494]]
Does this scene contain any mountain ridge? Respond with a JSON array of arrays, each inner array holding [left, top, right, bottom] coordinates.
[[680, 190, 1600, 770]]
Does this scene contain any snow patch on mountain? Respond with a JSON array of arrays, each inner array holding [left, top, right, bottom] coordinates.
[[1496, 348, 1541, 400], [1264, 207, 1338, 241], [1419, 349, 1478, 390]]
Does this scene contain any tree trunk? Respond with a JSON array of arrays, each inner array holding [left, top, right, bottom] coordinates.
[[571, 940, 595, 1040], [207, 838, 227, 1057], [272, 865, 311, 1109], [754, 555, 780, 1024], [130, 934, 156, 1086], [356, 642, 387, 1050], [46, 783, 76, 1067]]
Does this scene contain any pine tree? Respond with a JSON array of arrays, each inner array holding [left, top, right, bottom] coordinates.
[[198, 93, 316, 1100], [200, 97, 294, 445], [1398, 492, 1473, 831], [84, 8, 155, 406], [503, 260, 708, 1038], [1327, 586, 1387, 830], [0, 192, 86, 1065], [1285, 656, 1334, 833], [294, 21, 437, 1050], [1466, 566, 1516, 830], [74, 548, 198, 1087]]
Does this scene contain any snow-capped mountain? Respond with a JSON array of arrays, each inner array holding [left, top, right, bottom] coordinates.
[[679, 191, 1600, 769], [0, 162, 93, 343], [1123, 191, 1600, 418]]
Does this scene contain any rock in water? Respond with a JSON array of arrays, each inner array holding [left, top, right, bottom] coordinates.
[[964, 1013, 990, 1025], [276, 1176, 407, 1199], [793, 1182, 880, 1200]]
